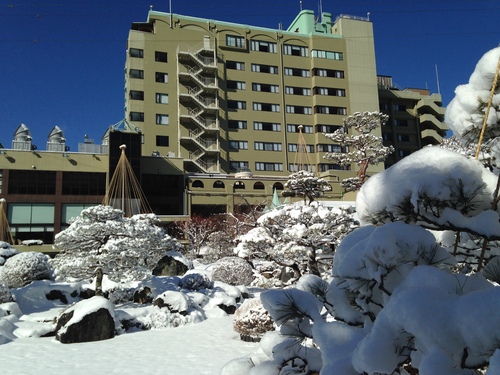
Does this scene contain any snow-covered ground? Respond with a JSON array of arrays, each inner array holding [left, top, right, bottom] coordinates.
[[0, 315, 258, 374]]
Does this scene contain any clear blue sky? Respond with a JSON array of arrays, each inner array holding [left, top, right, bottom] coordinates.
[[1, 0, 499, 151]]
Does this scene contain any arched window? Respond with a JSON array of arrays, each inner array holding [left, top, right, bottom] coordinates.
[[234, 181, 245, 189], [213, 180, 225, 189], [273, 182, 284, 190], [192, 180, 204, 188], [253, 181, 265, 190]]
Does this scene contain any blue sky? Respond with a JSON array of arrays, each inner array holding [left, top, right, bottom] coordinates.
[[1, 0, 499, 151]]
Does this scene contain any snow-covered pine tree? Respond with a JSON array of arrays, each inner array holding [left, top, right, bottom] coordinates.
[[323, 111, 394, 191], [235, 203, 358, 279], [283, 170, 332, 205], [51, 205, 183, 281]]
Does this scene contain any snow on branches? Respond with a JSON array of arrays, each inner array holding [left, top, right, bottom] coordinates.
[[235, 203, 358, 280], [283, 170, 332, 205], [323, 111, 394, 191], [446, 46, 500, 144], [51, 205, 183, 282]]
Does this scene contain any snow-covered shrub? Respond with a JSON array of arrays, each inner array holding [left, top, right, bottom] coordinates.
[[0, 241, 19, 266], [352, 266, 500, 374], [211, 257, 254, 286], [51, 205, 183, 281], [2, 252, 52, 289], [331, 222, 456, 324], [179, 273, 211, 291], [233, 298, 274, 341]]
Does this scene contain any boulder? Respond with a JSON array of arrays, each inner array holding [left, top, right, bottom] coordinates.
[[152, 254, 189, 276], [55, 297, 116, 343]]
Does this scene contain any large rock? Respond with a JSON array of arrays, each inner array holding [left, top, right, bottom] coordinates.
[[55, 296, 116, 343], [152, 253, 189, 276]]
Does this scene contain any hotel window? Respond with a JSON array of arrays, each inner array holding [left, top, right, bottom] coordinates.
[[155, 72, 168, 83], [213, 180, 225, 189], [394, 104, 407, 112], [227, 80, 246, 90], [287, 124, 313, 133], [156, 93, 168, 104], [155, 51, 168, 62], [230, 161, 249, 171], [229, 140, 248, 150], [317, 144, 346, 153], [288, 144, 314, 153], [319, 163, 343, 172], [316, 124, 341, 133], [192, 180, 204, 188], [8, 170, 56, 195], [283, 44, 309, 57], [396, 119, 409, 126], [255, 142, 282, 151], [129, 48, 143, 58], [312, 49, 343, 60], [250, 40, 277, 53], [129, 90, 144, 100], [228, 120, 247, 129], [226, 60, 245, 70], [228, 100, 247, 110], [226, 35, 245, 48], [62, 172, 106, 195], [285, 86, 311, 96], [284, 67, 310, 77], [313, 68, 344, 78], [253, 182, 265, 190], [254, 122, 281, 131], [255, 162, 283, 171], [289, 164, 316, 173], [315, 106, 347, 115], [129, 69, 144, 79], [398, 149, 412, 157], [253, 102, 280, 112], [156, 135, 169, 147], [251, 63, 278, 74], [156, 114, 169, 125], [286, 105, 312, 115], [397, 134, 410, 142], [314, 87, 346, 96], [234, 181, 245, 189], [252, 83, 279, 93], [130, 112, 144, 122]]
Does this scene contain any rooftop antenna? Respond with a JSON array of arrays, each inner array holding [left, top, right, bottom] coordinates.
[[169, 0, 173, 28], [319, 0, 323, 21], [435, 64, 441, 94], [300, 0, 302, 11]]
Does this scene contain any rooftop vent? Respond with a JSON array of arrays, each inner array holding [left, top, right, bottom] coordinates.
[[12, 123, 33, 151]]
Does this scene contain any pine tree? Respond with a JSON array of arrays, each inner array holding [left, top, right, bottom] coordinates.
[[323, 111, 394, 191]]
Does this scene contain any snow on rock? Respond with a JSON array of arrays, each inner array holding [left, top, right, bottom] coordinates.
[[233, 297, 274, 340], [55, 296, 118, 343], [1, 252, 52, 289], [356, 147, 500, 238], [154, 290, 190, 314], [211, 257, 254, 286], [0, 241, 19, 265]]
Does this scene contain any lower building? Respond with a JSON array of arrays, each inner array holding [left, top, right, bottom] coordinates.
[[378, 76, 448, 168]]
